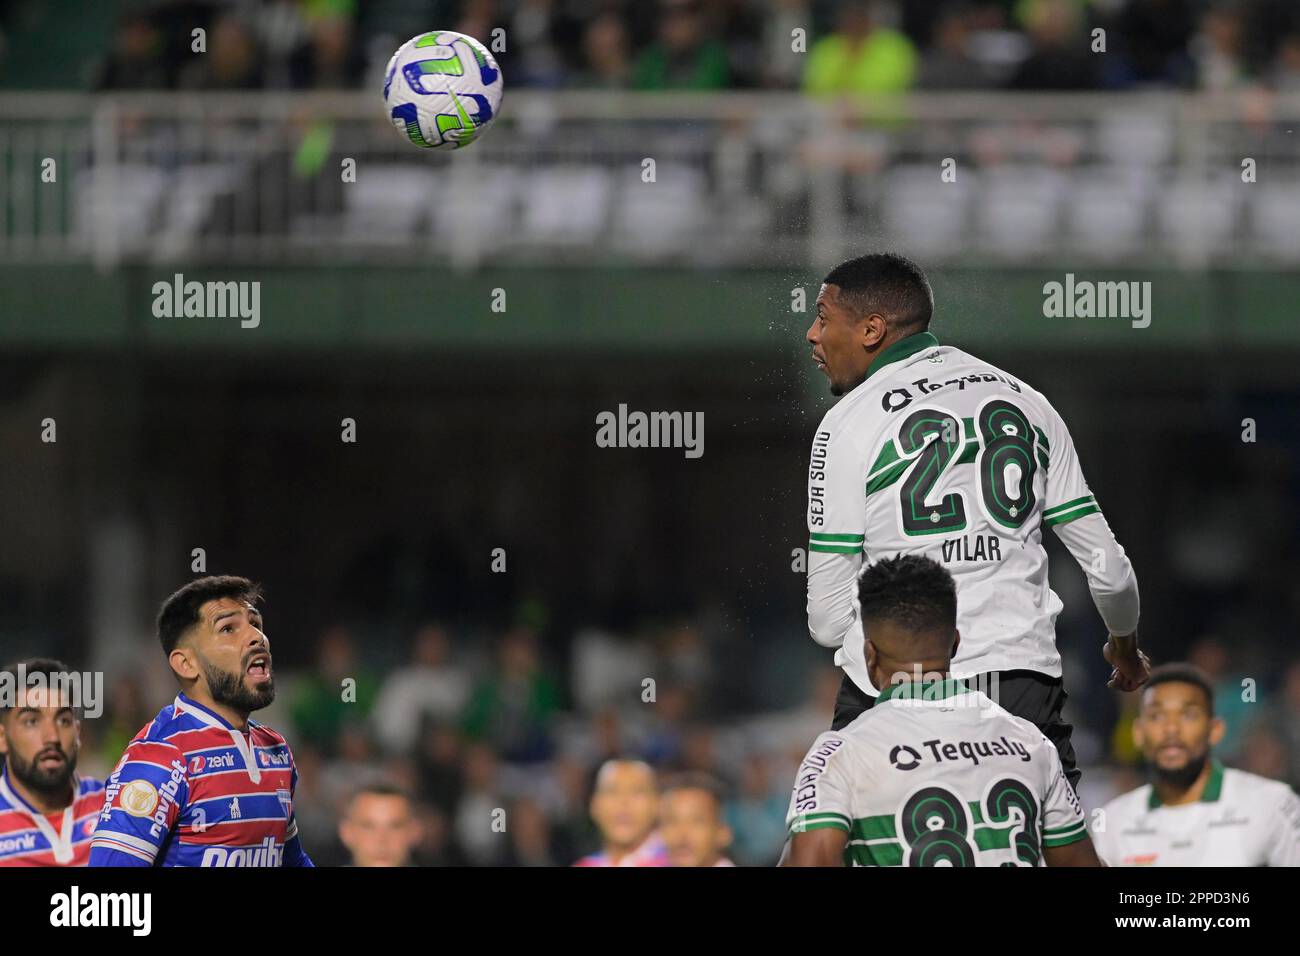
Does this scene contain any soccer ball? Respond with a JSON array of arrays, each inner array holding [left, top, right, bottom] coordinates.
[[383, 31, 504, 150]]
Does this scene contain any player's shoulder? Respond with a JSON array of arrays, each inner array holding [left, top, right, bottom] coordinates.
[[1100, 781, 1153, 820], [797, 725, 864, 767], [1223, 766, 1297, 805], [126, 700, 191, 752], [77, 776, 106, 797]]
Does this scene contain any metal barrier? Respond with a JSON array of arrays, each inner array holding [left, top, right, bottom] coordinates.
[[1, 91, 1298, 269]]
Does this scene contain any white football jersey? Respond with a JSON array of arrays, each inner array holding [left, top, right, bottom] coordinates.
[[1093, 763, 1300, 866], [786, 678, 1088, 866], [806, 331, 1137, 694]]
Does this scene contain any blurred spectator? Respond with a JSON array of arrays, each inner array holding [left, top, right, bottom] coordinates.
[[338, 781, 423, 866], [291, 1, 364, 88], [1270, 31, 1300, 92], [632, 0, 730, 91], [1007, 0, 1099, 90], [577, 12, 632, 88], [573, 758, 669, 865], [659, 772, 735, 866], [372, 623, 469, 756], [725, 752, 788, 866], [1112, 0, 1197, 87], [178, 13, 264, 90], [1187, 636, 1256, 761], [918, 4, 990, 89], [803, 0, 918, 95], [321, 721, 381, 809], [97, 13, 169, 90], [760, 0, 813, 88], [1192, 2, 1251, 92], [461, 627, 560, 763], [453, 742, 508, 865], [289, 626, 378, 755], [508, 0, 582, 88], [415, 722, 465, 815], [412, 803, 467, 866], [502, 795, 560, 866]]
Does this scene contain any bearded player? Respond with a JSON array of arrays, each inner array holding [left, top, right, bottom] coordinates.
[[1094, 664, 1300, 866], [805, 253, 1150, 788], [0, 658, 104, 866], [90, 575, 312, 866]]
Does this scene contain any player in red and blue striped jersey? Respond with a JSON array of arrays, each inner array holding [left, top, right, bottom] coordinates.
[[90, 576, 313, 867], [0, 658, 104, 866]]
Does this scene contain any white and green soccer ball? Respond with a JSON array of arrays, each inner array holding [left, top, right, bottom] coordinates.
[[383, 31, 503, 150]]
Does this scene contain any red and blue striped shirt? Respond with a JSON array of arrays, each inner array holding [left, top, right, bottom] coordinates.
[[89, 693, 312, 867]]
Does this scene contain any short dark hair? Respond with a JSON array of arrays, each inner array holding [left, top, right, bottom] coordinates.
[[857, 554, 957, 635], [345, 780, 412, 813], [823, 252, 934, 335], [157, 575, 263, 656], [0, 657, 75, 720], [1144, 664, 1215, 715], [660, 772, 727, 808]]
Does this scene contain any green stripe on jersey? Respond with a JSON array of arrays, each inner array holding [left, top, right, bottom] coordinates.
[[1043, 494, 1094, 518], [789, 812, 851, 835], [809, 532, 864, 543], [1042, 828, 1088, 848], [809, 541, 863, 554], [1043, 503, 1100, 527]]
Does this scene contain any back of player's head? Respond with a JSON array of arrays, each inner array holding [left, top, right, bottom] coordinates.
[[823, 252, 934, 337], [1143, 663, 1215, 715], [0, 657, 74, 722], [157, 575, 263, 656], [858, 554, 957, 657]]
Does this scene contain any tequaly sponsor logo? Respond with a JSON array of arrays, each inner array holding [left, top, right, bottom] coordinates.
[[200, 836, 283, 867]]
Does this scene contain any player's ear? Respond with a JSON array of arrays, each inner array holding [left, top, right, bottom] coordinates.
[[717, 823, 733, 851], [950, 629, 961, 659], [1130, 711, 1145, 750], [0, 721, 9, 755], [168, 645, 199, 682], [860, 313, 888, 351], [1207, 716, 1226, 748]]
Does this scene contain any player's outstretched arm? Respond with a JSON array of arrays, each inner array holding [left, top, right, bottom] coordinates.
[[1043, 833, 1102, 867], [780, 829, 848, 867]]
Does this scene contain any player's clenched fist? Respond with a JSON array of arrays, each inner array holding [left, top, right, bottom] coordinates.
[[1104, 632, 1151, 692]]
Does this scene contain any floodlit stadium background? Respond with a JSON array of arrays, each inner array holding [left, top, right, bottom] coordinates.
[[2, 0, 1299, 865]]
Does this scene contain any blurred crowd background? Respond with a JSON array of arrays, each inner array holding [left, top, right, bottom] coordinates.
[[67, 621, 1300, 866], [1, 0, 1300, 94], [0, 0, 1297, 867]]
